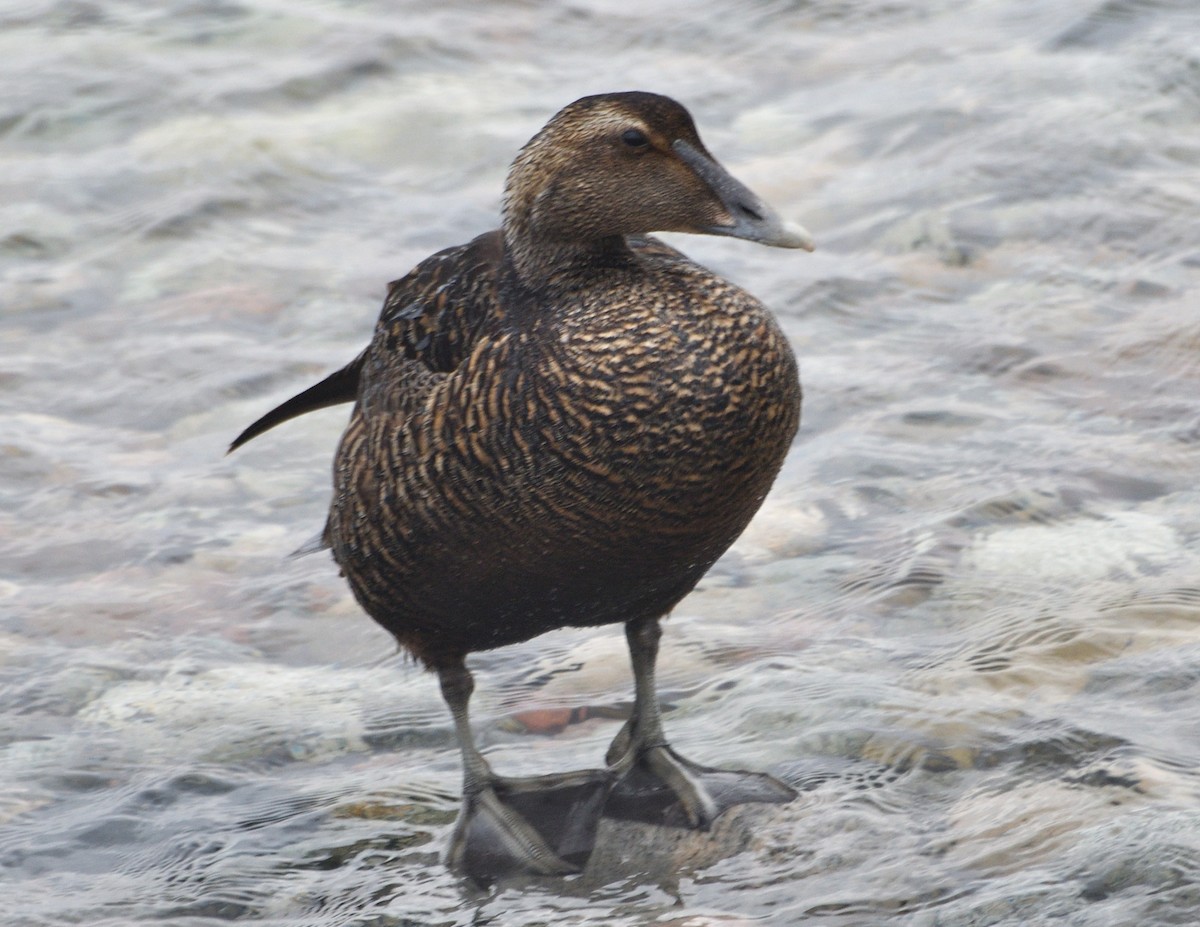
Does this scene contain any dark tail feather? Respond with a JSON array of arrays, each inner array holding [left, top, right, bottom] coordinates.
[[290, 529, 331, 558], [228, 353, 364, 453]]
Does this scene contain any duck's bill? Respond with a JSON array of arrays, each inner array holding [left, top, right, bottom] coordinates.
[[672, 139, 815, 252]]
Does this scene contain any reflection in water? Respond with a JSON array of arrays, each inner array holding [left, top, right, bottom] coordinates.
[[2, 0, 1200, 924]]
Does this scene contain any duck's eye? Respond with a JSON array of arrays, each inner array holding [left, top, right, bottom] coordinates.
[[621, 128, 650, 150]]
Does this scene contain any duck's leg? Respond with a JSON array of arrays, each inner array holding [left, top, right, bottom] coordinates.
[[604, 615, 796, 828], [437, 657, 611, 881]]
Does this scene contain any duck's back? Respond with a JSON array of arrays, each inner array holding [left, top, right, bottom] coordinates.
[[328, 237, 800, 664]]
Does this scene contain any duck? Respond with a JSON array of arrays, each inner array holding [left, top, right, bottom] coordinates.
[[230, 91, 813, 881]]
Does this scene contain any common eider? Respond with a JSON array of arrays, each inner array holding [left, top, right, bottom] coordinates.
[[230, 91, 813, 880]]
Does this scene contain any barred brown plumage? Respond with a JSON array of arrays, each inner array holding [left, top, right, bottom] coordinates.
[[229, 91, 814, 882]]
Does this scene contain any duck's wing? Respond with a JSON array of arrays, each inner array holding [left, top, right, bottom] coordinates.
[[375, 229, 504, 374], [228, 230, 504, 453]]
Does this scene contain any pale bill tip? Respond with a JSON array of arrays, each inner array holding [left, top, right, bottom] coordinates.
[[780, 220, 816, 252]]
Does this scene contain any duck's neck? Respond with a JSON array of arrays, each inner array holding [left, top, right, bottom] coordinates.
[[502, 224, 635, 295], [501, 155, 638, 293]]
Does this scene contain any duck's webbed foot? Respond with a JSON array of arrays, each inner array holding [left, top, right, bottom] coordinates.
[[603, 615, 796, 829], [447, 767, 612, 881], [437, 658, 612, 882], [606, 739, 795, 828]]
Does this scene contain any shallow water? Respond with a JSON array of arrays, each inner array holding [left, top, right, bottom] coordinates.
[[3, 0, 1200, 923]]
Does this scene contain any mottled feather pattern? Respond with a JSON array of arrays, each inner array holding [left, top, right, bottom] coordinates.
[[235, 92, 805, 667], [328, 241, 799, 663], [376, 230, 504, 374]]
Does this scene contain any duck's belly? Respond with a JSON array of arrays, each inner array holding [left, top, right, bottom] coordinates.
[[332, 447, 782, 663], [329, 308, 800, 664]]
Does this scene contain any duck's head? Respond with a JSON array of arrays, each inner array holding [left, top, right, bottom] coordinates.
[[502, 92, 814, 281]]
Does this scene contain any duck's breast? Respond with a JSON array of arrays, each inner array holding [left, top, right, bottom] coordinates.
[[327, 254, 799, 660]]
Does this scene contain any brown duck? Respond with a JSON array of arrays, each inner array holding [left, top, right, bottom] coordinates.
[[231, 91, 813, 880]]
